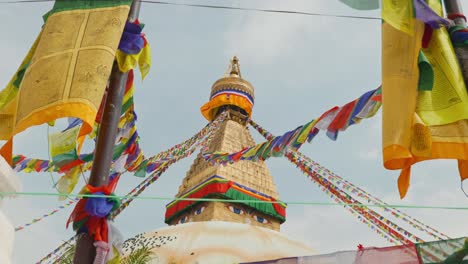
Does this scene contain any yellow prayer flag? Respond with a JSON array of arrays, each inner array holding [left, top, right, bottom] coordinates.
[[416, 27, 468, 126], [115, 43, 152, 79], [382, 19, 423, 198], [297, 120, 318, 144], [49, 125, 81, 160], [382, 2, 468, 198], [57, 166, 82, 200], [382, 0, 415, 35], [0, 4, 131, 161]]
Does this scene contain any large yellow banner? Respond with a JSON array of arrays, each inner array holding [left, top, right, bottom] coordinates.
[[0, 4, 130, 161], [382, 2, 468, 198]]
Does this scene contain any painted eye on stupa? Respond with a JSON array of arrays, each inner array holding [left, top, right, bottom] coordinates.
[[194, 206, 206, 215], [228, 205, 244, 215], [252, 215, 269, 224], [177, 215, 189, 224]]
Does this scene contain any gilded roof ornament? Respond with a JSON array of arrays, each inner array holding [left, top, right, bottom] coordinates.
[[229, 56, 242, 78], [211, 57, 254, 100]]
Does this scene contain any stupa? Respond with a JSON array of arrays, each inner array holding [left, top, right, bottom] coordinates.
[[122, 57, 315, 264]]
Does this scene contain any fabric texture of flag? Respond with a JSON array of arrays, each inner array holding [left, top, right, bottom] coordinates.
[[0, 1, 132, 162], [338, 0, 379, 10], [382, 0, 468, 198], [382, 0, 415, 35], [200, 89, 254, 121]]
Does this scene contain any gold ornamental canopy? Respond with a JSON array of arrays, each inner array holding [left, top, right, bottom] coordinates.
[[210, 56, 255, 100], [200, 57, 256, 121]]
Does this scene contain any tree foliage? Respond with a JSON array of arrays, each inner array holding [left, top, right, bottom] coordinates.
[[56, 244, 154, 264]]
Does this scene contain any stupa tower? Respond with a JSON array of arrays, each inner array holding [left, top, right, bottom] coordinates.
[[123, 58, 313, 263], [164, 57, 286, 231]]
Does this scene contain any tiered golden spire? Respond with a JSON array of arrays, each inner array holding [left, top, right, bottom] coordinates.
[[165, 57, 284, 231]]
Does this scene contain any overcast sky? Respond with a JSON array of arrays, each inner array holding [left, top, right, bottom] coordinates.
[[2, 0, 468, 263]]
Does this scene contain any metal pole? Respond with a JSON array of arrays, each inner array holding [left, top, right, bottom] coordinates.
[[443, 0, 468, 87], [444, 0, 466, 26], [73, 1, 141, 263]]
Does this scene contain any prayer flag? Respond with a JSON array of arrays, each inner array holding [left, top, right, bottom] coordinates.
[[0, 1, 132, 161], [382, 1, 468, 198], [49, 125, 81, 167], [382, 0, 415, 35], [338, 0, 379, 10]]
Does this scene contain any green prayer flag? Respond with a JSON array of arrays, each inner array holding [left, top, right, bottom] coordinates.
[[134, 160, 148, 178], [43, 0, 132, 22], [418, 50, 434, 91], [338, 0, 379, 10], [416, 237, 468, 263]]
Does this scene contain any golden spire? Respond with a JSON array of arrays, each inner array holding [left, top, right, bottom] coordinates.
[[166, 57, 285, 231], [228, 56, 242, 78], [214, 56, 253, 98], [200, 57, 255, 121]]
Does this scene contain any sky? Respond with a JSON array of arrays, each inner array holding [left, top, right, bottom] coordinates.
[[1, 0, 468, 263]]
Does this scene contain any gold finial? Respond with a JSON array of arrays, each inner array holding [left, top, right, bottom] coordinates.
[[228, 56, 242, 78]]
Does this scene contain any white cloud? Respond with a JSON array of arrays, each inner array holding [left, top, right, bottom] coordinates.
[[357, 148, 380, 161], [223, 1, 328, 64], [282, 205, 389, 254]]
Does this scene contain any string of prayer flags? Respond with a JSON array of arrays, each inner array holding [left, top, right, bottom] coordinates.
[[250, 122, 455, 258], [38, 114, 226, 264], [34, 116, 226, 264], [203, 87, 381, 165], [249, 119, 455, 243], [290, 152, 463, 253], [110, 112, 225, 219], [286, 151, 416, 245], [12, 111, 227, 184], [15, 199, 78, 232]]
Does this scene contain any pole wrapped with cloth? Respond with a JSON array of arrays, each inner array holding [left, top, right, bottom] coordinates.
[[115, 21, 151, 79], [67, 174, 123, 264], [382, 0, 468, 198], [444, 0, 468, 96]]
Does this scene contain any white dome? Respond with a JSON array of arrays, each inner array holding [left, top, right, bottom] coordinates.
[[123, 221, 315, 264]]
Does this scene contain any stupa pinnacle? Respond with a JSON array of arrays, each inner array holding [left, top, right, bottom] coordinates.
[[164, 57, 285, 231]]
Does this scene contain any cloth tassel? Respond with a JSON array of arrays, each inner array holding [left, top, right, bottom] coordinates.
[[93, 241, 109, 264], [398, 167, 412, 199]]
